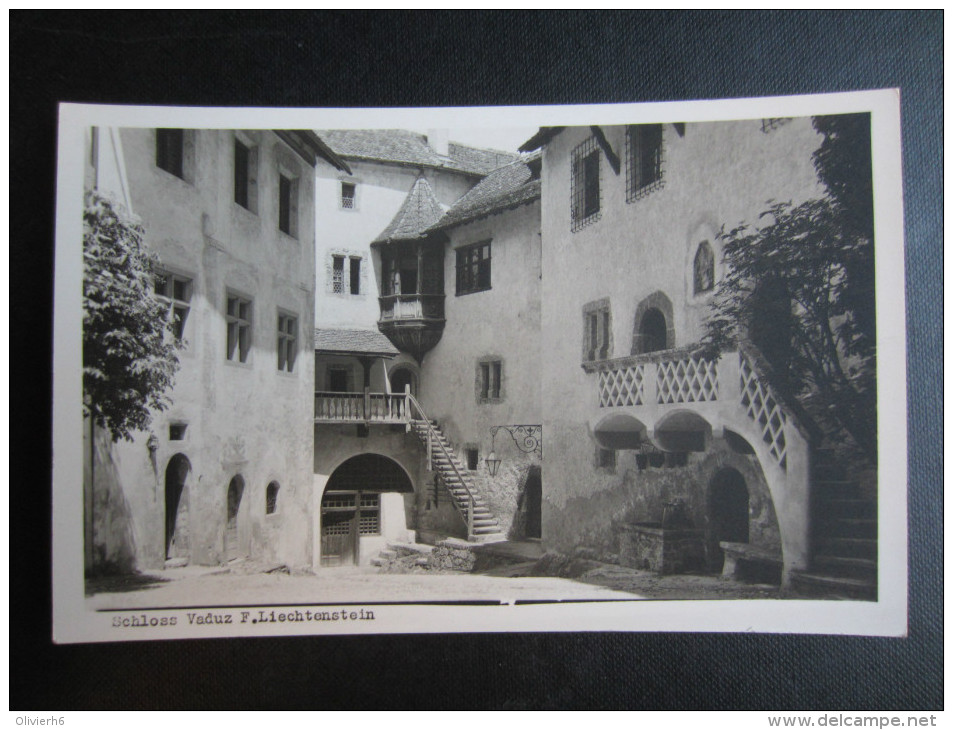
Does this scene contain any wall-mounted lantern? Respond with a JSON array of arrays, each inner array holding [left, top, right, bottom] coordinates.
[[485, 425, 542, 477]]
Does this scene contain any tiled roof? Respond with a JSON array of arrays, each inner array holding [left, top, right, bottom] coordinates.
[[316, 129, 519, 176], [428, 153, 541, 232], [519, 126, 566, 152], [373, 176, 445, 245], [314, 328, 399, 357]]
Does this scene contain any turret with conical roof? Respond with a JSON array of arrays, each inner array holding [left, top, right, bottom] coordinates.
[[373, 176, 448, 363]]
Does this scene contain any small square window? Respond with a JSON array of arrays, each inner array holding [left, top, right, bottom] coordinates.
[[226, 293, 252, 363], [169, 423, 187, 441]]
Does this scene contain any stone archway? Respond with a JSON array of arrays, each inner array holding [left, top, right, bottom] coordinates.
[[164, 454, 191, 561], [709, 467, 750, 571], [320, 454, 414, 567], [390, 365, 417, 397]]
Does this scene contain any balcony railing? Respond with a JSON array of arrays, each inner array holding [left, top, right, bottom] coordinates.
[[584, 345, 810, 471], [378, 293, 445, 322], [314, 390, 409, 424]]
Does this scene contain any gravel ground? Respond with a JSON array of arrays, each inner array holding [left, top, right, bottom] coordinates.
[[86, 558, 778, 609]]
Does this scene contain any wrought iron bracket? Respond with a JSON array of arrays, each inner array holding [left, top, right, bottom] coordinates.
[[490, 425, 542, 459]]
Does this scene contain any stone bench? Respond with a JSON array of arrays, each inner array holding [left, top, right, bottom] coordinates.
[[720, 541, 782, 584]]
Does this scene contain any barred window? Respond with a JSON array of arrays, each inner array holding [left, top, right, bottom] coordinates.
[[626, 124, 663, 202], [154, 271, 192, 341], [456, 241, 491, 295], [571, 137, 601, 231], [332, 256, 345, 293], [277, 312, 297, 372], [226, 293, 252, 363], [359, 493, 380, 535], [341, 182, 356, 209]]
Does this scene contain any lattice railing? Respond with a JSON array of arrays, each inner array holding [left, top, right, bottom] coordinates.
[[599, 364, 644, 407], [739, 354, 787, 469], [656, 356, 718, 404]]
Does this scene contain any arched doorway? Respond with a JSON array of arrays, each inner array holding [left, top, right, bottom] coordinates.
[[522, 466, 542, 539], [225, 475, 245, 561], [165, 454, 191, 560], [320, 454, 414, 566], [390, 366, 417, 397], [709, 467, 750, 570]]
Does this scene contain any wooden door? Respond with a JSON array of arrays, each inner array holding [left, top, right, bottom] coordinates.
[[321, 492, 359, 566]]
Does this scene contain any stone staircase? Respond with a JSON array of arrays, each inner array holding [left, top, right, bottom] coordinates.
[[791, 447, 878, 600], [409, 417, 504, 542]]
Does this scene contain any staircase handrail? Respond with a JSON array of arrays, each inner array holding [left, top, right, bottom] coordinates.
[[405, 393, 477, 537]]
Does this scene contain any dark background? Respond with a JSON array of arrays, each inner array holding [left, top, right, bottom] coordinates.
[[10, 11, 942, 709]]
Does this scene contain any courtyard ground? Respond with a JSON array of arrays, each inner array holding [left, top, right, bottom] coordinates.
[[85, 557, 779, 609]]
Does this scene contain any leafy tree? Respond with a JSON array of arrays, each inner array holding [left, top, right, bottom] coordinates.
[[701, 114, 876, 460], [83, 189, 179, 441]]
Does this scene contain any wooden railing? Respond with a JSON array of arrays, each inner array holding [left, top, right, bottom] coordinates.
[[378, 293, 445, 321], [314, 390, 409, 423], [406, 393, 477, 538]]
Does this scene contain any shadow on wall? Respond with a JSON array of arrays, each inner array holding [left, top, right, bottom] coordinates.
[[89, 428, 138, 576]]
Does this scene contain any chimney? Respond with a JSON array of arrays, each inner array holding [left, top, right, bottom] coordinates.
[[426, 129, 449, 157]]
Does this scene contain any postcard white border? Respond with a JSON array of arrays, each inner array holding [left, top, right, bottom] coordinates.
[[53, 90, 907, 643]]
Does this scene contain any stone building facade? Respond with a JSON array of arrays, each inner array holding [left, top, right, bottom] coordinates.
[[84, 126, 347, 573]]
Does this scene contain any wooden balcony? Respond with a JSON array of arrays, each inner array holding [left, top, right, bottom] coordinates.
[[314, 390, 410, 424], [377, 293, 446, 362]]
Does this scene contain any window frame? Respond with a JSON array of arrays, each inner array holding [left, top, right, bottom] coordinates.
[[340, 181, 357, 210], [455, 240, 492, 296], [625, 124, 664, 203], [276, 310, 298, 373], [582, 298, 612, 363], [225, 292, 253, 364], [570, 136, 602, 232], [155, 128, 185, 179], [476, 358, 503, 403], [154, 270, 192, 343]]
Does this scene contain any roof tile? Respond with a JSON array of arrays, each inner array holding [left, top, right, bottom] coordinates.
[[314, 328, 400, 357]]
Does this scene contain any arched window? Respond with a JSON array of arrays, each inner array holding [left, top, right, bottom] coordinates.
[[693, 240, 714, 294], [631, 291, 674, 355], [265, 481, 280, 515], [639, 308, 668, 354]]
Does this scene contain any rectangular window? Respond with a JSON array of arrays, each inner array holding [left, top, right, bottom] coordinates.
[[583, 300, 611, 362], [234, 139, 250, 209], [599, 448, 616, 469], [154, 271, 192, 341], [226, 294, 252, 363], [359, 493, 380, 535], [332, 256, 345, 294], [456, 241, 491, 295], [350, 258, 361, 295], [478, 360, 502, 402], [278, 174, 292, 234], [156, 129, 184, 179], [466, 448, 479, 471], [571, 137, 601, 231], [341, 182, 356, 209], [626, 124, 663, 202], [277, 312, 297, 372]]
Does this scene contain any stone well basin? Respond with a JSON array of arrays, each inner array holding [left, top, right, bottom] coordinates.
[[617, 522, 706, 575]]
